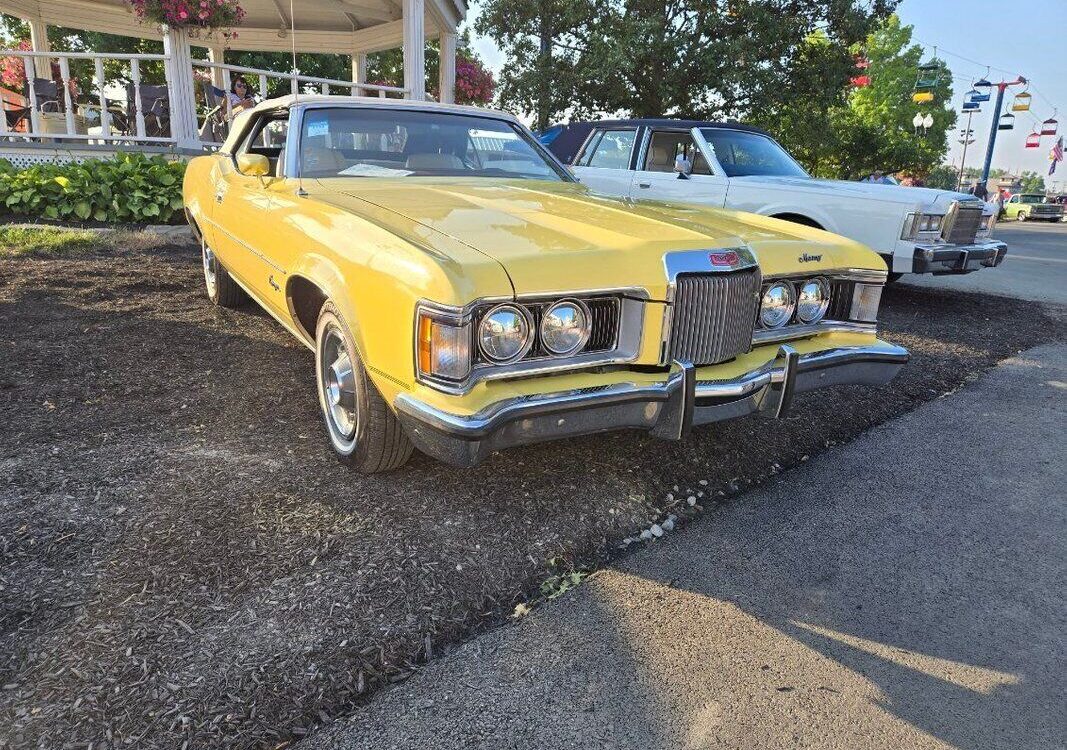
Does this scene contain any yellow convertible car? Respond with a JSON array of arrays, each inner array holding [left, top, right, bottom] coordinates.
[[184, 96, 908, 472]]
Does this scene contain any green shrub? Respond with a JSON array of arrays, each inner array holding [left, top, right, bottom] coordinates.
[[0, 153, 185, 224]]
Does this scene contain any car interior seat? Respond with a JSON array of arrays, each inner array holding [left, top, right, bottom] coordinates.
[[404, 153, 464, 170]]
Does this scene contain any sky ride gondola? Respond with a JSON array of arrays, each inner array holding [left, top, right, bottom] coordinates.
[[1011, 90, 1032, 112], [1025, 131, 1041, 149], [998, 112, 1015, 131], [1041, 117, 1058, 137]]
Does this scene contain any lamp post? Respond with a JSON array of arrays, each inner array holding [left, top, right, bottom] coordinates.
[[978, 76, 1027, 197]]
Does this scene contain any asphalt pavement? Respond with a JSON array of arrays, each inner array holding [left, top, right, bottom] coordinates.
[[304, 343, 1067, 750], [902, 222, 1067, 304]]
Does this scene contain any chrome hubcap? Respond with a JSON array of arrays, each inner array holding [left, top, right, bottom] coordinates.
[[321, 328, 358, 440], [202, 242, 217, 297]]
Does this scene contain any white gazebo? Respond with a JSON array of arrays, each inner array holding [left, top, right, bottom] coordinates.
[[0, 0, 465, 160]]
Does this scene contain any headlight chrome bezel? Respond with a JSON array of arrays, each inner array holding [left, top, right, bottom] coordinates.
[[759, 281, 796, 329], [477, 303, 534, 364], [796, 277, 830, 324], [540, 298, 592, 356]]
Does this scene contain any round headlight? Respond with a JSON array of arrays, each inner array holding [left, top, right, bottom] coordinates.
[[478, 304, 532, 363], [540, 299, 591, 356], [760, 282, 795, 328], [796, 278, 830, 324]]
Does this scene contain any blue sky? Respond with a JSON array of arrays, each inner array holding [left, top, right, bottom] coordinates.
[[467, 0, 1066, 186]]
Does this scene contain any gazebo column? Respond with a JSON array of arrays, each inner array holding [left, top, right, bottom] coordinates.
[[351, 52, 367, 95], [438, 31, 456, 104], [26, 15, 51, 80], [207, 44, 227, 90], [161, 26, 202, 150], [402, 0, 425, 100]]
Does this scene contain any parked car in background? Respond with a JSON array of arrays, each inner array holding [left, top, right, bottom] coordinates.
[[1001, 193, 1064, 221], [545, 119, 1007, 279], [184, 97, 907, 472]]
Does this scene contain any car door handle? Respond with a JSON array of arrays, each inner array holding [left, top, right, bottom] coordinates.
[[637, 182, 651, 189], [215, 192, 224, 204]]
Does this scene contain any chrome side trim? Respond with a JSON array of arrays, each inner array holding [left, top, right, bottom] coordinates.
[[202, 215, 286, 274]]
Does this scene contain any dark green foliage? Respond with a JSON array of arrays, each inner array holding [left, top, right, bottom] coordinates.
[[924, 164, 961, 190], [0, 153, 185, 223], [757, 15, 956, 180], [475, 0, 898, 131]]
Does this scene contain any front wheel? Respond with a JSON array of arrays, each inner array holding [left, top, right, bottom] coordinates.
[[315, 302, 413, 473], [1017, 211, 1028, 222]]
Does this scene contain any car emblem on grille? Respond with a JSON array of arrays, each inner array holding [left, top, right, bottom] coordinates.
[[798, 252, 823, 263], [709, 251, 740, 266]]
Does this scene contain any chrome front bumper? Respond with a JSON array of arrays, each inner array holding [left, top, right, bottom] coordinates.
[[395, 342, 909, 467], [912, 239, 1007, 275]]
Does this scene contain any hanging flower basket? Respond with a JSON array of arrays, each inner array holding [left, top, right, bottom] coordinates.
[[127, 1, 246, 39]]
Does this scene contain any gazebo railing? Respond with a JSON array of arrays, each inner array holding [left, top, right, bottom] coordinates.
[[0, 49, 176, 144], [192, 60, 408, 145], [193, 60, 407, 101], [0, 49, 410, 150]]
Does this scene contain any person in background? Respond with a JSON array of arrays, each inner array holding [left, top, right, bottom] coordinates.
[[862, 170, 895, 184], [227, 76, 256, 119]]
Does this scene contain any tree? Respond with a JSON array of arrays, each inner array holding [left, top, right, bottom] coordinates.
[[475, 0, 898, 131], [1018, 171, 1046, 193], [756, 14, 956, 180], [924, 164, 960, 191]]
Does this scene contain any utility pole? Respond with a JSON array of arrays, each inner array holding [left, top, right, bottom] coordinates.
[[956, 110, 977, 192], [978, 76, 1027, 198]]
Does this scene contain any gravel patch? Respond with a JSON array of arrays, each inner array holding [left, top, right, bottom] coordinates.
[[0, 238, 1062, 749]]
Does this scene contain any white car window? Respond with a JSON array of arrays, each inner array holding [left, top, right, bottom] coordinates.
[[700, 129, 809, 178], [643, 131, 711, 175], [581, 129, 637, 170]]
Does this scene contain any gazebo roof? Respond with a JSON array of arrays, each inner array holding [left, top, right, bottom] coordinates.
[[0, 0, 466, 53]]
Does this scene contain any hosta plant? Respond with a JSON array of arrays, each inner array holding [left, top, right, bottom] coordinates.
[[0, 153, 186, 224]]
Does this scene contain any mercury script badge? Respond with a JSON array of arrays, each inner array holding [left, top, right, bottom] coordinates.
[[799, 252, 823, 263]]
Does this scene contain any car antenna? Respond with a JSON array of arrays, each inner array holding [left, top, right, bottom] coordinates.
[[289, 0, 298, 103], [289, 0, 308, 196]]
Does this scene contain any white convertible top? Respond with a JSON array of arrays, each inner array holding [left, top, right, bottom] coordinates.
[[221, 95, 518, 154]]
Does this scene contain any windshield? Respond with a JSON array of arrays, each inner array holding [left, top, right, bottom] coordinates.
[[700, 129, 809, 178], [1020, 194, 1045, 204], [298, 107, 569, 181]]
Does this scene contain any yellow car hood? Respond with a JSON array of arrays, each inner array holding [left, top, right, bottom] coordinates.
[[313, 177, 877, 298]]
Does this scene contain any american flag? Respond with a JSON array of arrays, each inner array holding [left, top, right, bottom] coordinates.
[[1051, 136, 1064, 175]]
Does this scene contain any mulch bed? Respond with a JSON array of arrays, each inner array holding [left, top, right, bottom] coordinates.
[[1, 238, 1062, 749]]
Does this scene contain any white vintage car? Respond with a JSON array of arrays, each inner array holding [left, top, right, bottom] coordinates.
[[544, 119, 1007, 279]]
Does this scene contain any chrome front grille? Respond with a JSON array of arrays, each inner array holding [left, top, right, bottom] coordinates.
[[668, 269, 761, 366], [943, 204, 983, 245]]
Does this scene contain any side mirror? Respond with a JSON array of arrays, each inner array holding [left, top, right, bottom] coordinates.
[[236, 153, 271, 177], [674, 154, 692, 179]]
